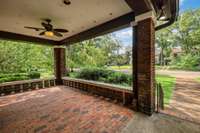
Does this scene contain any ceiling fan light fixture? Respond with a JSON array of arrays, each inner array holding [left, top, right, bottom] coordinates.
[[45, 31, 54, 37], [25, 19, 67, 37]]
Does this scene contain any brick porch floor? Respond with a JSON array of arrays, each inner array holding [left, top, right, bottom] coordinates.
[[0, 86, 134, 133]]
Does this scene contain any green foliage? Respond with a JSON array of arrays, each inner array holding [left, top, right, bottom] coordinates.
[[107, 72, 132, 86], [196, 77, 200, 83], [156, 75, 176, 105], [70, 68, 132, 86], [156, 9, 200, 70], [28, 71, 41, 79], [0, 40, 53, 74], [66, 40, 107, 69], [0, 72, 40, 83], [171, 9, 200, 54], [156, 28, 174, 66], [170, 54, 200, 70], [66, 35, 132, 71]]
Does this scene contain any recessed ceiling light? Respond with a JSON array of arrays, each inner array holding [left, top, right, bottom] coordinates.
[[63, 0, 71, 5]]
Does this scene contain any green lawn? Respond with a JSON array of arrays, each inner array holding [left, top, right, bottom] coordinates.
[[40, 71, 54, 78], [109, 65, 131, 70], [156, 75, 176, 105], [196, 77, 200, 83]]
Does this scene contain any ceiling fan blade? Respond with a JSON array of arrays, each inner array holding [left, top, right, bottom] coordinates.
[[53, 31, 63, 37], [39, 31, 45, 36], [54, 29, 69, 33], [41, 22, 48, 28], [24, 26, 44, 31]]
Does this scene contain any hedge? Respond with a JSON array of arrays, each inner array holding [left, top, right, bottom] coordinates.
[[71, 67, 132, 86], [0, 72, 40, 83]]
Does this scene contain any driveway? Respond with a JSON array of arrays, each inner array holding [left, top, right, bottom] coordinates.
[[156, 70, 200, 79], [156, 70, 200, 124]]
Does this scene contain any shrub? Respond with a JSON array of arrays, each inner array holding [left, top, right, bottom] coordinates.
[[107, 72, 132, 85], [72, 67, 132, 86], [28, 72, 40, 79], [170, 54, 200, 71], [77, 68, 112, 81], [0, 76, 29, 83], [0, 72, 40, 83]]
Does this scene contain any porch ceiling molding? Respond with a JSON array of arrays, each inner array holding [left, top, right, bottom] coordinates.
[[0, 30, 58, 45], [60, 12, 134, 45]]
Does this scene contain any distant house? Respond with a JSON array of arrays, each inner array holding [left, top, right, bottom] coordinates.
[[155, 47, 183, 65], [155, 48, 161, 64], [171, 47, 182, 57]]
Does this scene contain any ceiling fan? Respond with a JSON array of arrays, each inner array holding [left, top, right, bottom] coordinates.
[[24, 19, 68, 37]]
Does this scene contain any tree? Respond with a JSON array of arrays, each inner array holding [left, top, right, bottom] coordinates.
[[173, 9, 200, 54], [156, 29, 173, 66], [0, 40, 53, 74], [155, 9, 200, 70], [66, 39, 107, 71], [66, 34, 123, 70]]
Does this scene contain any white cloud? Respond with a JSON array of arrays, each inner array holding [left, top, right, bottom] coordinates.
[[118, 29, 132, 37], [114, 28, 132, 38], [113, 28, 132, 46], [180, 0, 185, 5]]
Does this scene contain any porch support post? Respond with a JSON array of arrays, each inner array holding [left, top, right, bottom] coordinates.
[[54, 47, 66, 85], [133, 18, 155, 115]]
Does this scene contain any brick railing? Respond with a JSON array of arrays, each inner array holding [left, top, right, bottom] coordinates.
[[0, 78, 55, 96], [62, 77, 133, 105], [0, 77, 134, 106]]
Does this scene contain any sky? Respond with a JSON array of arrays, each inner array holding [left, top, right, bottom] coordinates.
[[113, 0, 200, 46]]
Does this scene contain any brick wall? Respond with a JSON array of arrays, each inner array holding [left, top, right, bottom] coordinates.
[[0, 79, 55, 96], [54, 48, 66, 85], [134, 18, 155, 115], [63, 78, 134, 106]]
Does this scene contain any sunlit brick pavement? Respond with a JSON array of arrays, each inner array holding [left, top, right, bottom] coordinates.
[[0, 86, 134, 133]]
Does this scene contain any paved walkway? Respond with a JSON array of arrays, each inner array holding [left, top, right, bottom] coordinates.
[[157, 70, 200, 123], [0, 86, 133, 133], [156, 70, 200, 79], [122, 113, 200, 133]]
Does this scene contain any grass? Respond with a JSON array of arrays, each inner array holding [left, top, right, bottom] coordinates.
[[195, 77, 200, 83], [68, 72, 79, 78], [109, 65, 131, 70], [156, 65, 200, 71], [40, 71, 54, 78], [156, 75, 176, 105]]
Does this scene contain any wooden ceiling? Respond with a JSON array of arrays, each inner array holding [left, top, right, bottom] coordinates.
[[0, 0, 131, 44]]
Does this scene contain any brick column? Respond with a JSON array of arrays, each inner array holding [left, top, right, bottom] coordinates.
[[54, 47, 66, 85], [133, 18, 155, 115]]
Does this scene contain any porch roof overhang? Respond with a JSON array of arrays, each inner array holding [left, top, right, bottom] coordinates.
[[0, 0, 179, 46]]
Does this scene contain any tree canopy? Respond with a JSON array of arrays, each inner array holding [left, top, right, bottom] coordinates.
[[156, 9, 200, 70], [0, 40, 53, 73]]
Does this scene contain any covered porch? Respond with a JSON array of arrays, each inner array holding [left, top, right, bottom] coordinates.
[[0, 0, 194, 133], [1, 85, 200, 133], [0, 86, 134, 133]]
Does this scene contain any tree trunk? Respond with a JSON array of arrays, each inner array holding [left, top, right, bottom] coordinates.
[[159, 48, 164, 66]]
